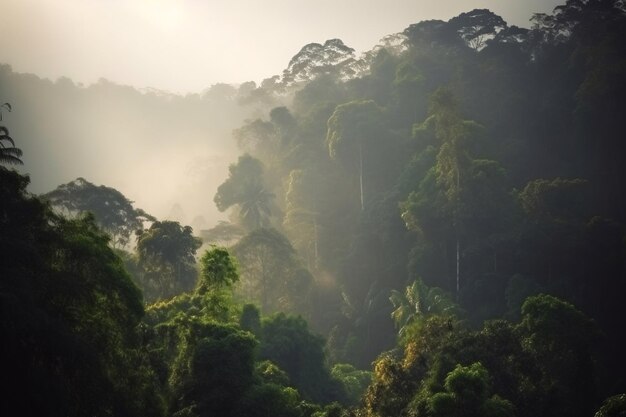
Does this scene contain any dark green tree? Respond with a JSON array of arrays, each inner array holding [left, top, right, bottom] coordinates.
[[136, 220, 202, 301], [517, 294, 599, 417], [259, 312, 346, 403], [43, 177, 155, 248], [169, 320, 257, 417], [0, 167, 162, 417], [428, 363, 514, 417]]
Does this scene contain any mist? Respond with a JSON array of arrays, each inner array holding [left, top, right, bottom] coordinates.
[[0, 65, 283, 226]]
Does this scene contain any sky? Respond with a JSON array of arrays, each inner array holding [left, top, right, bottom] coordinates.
[[1, 0, 564, 94]]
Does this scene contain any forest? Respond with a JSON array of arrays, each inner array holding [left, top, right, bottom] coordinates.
[[2, 1, 626, 416]]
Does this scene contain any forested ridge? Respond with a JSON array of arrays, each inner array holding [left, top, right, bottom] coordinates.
[[2, 1, 626, 416]]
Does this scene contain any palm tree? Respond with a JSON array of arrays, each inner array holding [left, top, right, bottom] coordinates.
[[239, 181, 275, 230], [390, 278, 459, 338], [0, 103, 22, 165]]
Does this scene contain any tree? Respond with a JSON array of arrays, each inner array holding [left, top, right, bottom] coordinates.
[[283, 168, 325, 269], [389, 278, 459, 341], [43, 177, 155, 248], [198, 247, 239, 291], [169, 320, 257, 417], [405, 87, 484, 297], [448, 9, 507, 50], [281, 38, 358, 85], [331, 363, 372, 405], [136, 220, 202, 301], [239, 303, 261, 336], [238, 181, 276, 230], [259, 312, 346, 403], [517, 178, 591, 286], [194, 247, 240, 319], [234, 119, 278, 161], [269, 106, 297, 143], [232, 228, 312, 314], [0, 102, 23, 165], [214, 155, 276, 231], [0, 167, 162, 417], [326, 100, 386, 211], [428, 363, 515, 417], [517, 294, 599, 417], [233, 383, 302, 417]]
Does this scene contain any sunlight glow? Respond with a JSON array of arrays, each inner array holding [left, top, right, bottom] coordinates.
[[128, 0, 185, 31]]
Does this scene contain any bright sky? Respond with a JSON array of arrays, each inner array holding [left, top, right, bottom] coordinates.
[[0, 0, 563, 94]]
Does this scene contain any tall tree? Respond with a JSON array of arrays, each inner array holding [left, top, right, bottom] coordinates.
[[411, 87, 482, 297], [214, 155, 276, 231], [283, 168, 326, 269], [326, 100, 386, 211], [136, 220, 202, 301]]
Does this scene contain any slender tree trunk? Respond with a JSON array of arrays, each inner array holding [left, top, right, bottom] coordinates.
[[359, 141, 364, 211], [260, 253, 268, 313], [455, 166, 461, 300], [454, 235, 461, 300], [313, 217, 319, 269]]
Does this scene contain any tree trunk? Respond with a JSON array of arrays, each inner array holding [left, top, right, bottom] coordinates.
[[456, 234, 460, 300], [313, 217, 319, 269], [455, 163, 461, 299], [359, 141, 364, 211]]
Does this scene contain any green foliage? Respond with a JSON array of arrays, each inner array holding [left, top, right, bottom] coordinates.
[[43, 177, 155, 248], [256, 360, 291, 386], [233, 228, 312, 314], [390, 278, 460, 342], [518, 293, 598, 355], [0, 167, 162, 417], [313, 402, 347, 417], [518, 178, 590, 223], [136, 220, 202, 301], [362, 291, 605, 417], [240, 303, 262, 335], [198, 246, 239, 291], [260, 312, 346, 403], [7, 2, 626, 415], [517, 294, 599, 417], [331, 363, 372, 405], [169, 320, 258, 417], [442, 363, 490, 411], [234, 383, 303, 417]]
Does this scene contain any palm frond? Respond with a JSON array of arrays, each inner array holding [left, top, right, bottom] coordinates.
[[0, 127, 15, 147], [0, 152, 24, 165]]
